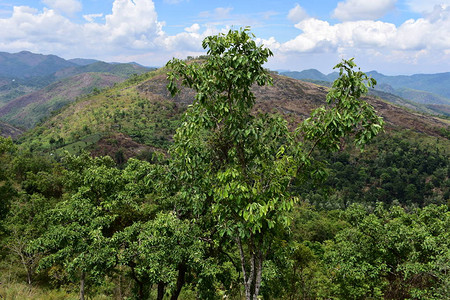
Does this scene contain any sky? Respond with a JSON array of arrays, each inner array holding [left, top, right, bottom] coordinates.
[[0, 0, 450, 75]]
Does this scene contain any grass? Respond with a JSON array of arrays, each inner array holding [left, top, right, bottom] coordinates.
[[0, 283, 79, 300], [55, 133, 103, 156]]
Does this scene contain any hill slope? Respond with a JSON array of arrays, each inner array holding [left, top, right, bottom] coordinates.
[[19, 69, 449, 158], [0, 51, 152, 111], [0, 73, 124, 129], [0, 120, 23, 138]]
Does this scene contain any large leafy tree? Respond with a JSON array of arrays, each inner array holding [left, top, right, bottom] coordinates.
[[166, 27, 383, 299], [0, 136, 16, 225], [326, 204, 450, 299], [32, 154, 123, 299]]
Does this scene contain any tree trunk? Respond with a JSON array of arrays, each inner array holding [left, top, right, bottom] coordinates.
[[253, 248, 263, 298], [237, 236, 264, 300], [157, 281, 166, 300], [137, 281, 144, 300], [80, 271, 85, 300], [26, 265, 32, 286], [130, 264, 146, 300], [170, 262, 187, 300]]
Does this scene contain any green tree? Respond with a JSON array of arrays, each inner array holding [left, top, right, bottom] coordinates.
[[0, 136, 16, 225], [166, 28, 383, 299], [32, 154, 122, 300], [4, 193, 54, 285], [326, 204, 450, 299]]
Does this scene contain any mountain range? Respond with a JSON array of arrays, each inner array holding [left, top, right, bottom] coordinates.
[[17, 67, 449, 161], [0, 51, 153, 131], [280, 69, 450, 115], [0, 51, 449, 152]]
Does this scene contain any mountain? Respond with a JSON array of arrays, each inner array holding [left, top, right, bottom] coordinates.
[[0, 120, 23, 138], [393, 87, 450, 105], [0, 73, 124, 129], [280, 70, 339, 82], [53, 61, 153, 79], [68, 58, 100, 66], [281, 69, 336, 82], [0, 51, 76, 78], [19, 68, 449, 159], [280, 69, 450, 116], [366, 71, 450, 100], [0, 51, 153, 111]]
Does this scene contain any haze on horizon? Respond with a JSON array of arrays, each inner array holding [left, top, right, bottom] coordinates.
[[1, 0, 450, 75]]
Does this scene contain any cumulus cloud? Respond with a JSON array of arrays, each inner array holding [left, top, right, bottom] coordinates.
[[405, 0, 450, 13], [275, 4, 450, 72], [83, 13, 103, 23], [0, 1, 164, 59], [283, 3, 450, 54], [332, 0, 396, 21], [2, 0, 450, 73], [288, 4, 308, 23], [185, 23, 200, 33], [42, 0, 82, 16], [0, 0, 218, 65]]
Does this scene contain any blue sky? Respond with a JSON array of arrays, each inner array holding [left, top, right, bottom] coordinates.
[[0, 0, 450, 75]]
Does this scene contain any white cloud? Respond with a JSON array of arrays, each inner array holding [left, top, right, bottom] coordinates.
[[83, 13, 103, 23], [287, 4, 308, 23], [332, 0, 396, 21], [0, 1, 167, 59], [185, 23, 200, 33], [0, 0, 218, 66], [1, 0, 450, 73], [405, 0, 450, 13], [273, 3, 450, 73], [42, 0, 82, 16], [282, 3, 450, 55]]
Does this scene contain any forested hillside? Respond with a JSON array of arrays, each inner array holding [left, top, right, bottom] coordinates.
[[0, 29, 448, 300], [0, 51, 152, 125], [0, 73, 125, 128]]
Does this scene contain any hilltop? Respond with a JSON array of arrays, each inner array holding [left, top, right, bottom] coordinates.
[[0, 51, 75, 78], [18, 67, 449, 160]]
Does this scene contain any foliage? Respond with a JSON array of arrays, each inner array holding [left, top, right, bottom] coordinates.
[[1, 28, 448, 300], [166, 28, 383, 299], [326, 203, 450, 299], [301, 132, 450, 209], [19, 68, 181, 154]]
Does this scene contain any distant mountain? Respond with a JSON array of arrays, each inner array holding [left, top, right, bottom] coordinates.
[[366, 71, 450, 100], [53, 61, 153, 79], [281, 69, 338, 82], [68, 58, 100, 66], [280, 69, 450, 115], [0, 50, 151, 95], [0, 51, 153, 121], [0, 72, 124, 129], [390, 87, 450, 105], [0, 51, 76, 78]]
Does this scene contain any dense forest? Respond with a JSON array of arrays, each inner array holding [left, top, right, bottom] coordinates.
[[0, 29, 449, 299]]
